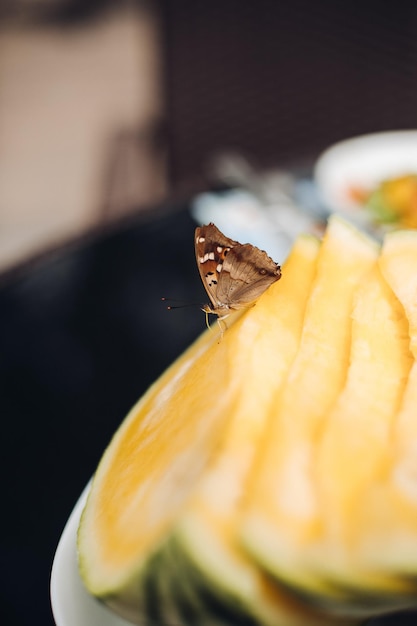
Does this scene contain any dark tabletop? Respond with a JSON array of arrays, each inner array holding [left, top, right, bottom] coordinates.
[[0, 197, 415, 625]]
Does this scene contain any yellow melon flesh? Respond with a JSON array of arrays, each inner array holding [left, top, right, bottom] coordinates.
[[379, 229, 417, 358], [176, 235, 357, 625], [78, 310, 246, 618], [354, 362, 417, 576], [349, 230, 417, 578], [78, 219, 417, 624], [77, 235, 325, 623], [79, 233, 359, 626], [241, 216, 379, 598], [311, 264, 413, 596]]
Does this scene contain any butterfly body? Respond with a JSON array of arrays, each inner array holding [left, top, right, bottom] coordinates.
[[195, 223, 281, 319]]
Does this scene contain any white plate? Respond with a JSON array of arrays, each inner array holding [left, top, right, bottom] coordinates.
[[50, 484, 132, 626], [314, 130, 417, 224]]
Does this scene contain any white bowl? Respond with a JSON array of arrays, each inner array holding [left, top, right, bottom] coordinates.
[[50, 484, 132, 626], [314, 130, 417, 227]]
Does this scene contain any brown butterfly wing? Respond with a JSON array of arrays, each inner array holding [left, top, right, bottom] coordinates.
[[195, 223, 238, 251], [195, 223, 281, 316], [217, 243, 281, 309], [195, 223, 238, 311]]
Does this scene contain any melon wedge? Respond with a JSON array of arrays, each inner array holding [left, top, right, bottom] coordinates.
[[309, 263, 413, 603], [78, 218, 417, 625], [352, 362, 417, 576], [379, 229, 417, 358], [78, 233, 359, 625], [240, 216, 379, 601], [175, 235, 357, 625], [348, 229, 417, 578], [77, 311, 247, 622]]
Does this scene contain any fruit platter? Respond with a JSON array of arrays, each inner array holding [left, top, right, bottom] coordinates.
[[314, 130, 417, 234], [52, 215, 417, 626]]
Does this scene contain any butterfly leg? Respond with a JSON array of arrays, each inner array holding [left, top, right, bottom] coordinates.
[[216, 315, 230, 341], [204, 311, 224, 341]]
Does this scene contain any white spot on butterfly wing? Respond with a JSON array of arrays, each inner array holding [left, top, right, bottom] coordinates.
[[201, 252, 216, 262]]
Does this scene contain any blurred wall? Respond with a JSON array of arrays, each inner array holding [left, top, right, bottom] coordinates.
[[0, 1, 166, 270], [160, 0, 417, 187], [3, 0, 417, 269]]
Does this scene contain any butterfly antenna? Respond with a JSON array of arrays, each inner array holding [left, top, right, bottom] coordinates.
[[161, 297, 203, 311]]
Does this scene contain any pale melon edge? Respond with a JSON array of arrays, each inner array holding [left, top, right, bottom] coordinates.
[[77, 324, 220, 596]]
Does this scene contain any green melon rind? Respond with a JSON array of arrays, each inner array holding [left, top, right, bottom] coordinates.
[[163, 534, 261, 626], [240, 515, 410, 619], [173, 520, 365, 626]]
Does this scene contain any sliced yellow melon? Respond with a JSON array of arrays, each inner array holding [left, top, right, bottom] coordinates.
[[240, 216, 379, 601], [79, 233, 359, 625], [352, 362, 417, 577], [379, 229, 417, 357], [77, 310, 247, 622], [309, 263, 413, 600], [347, 230, 417, 578], [78, 230, 364, 626], [378, 230, 417, 532], [175, 235, 357, 625], [78, 218, 417, 625]]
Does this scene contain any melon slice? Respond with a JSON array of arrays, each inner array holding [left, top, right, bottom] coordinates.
[[379, 229, 417, 358], [78, 233, 359, 625], [349, 229, 417, 578], [78, 218, 417, 625], [175, 235, 357, 625], [77, 311, 247, 623], [309, 263, 413, 602], [352, 362, 417, 576], [240, 216, 380, 602]]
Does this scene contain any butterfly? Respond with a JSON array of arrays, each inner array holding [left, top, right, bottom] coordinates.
[[195, 223, 281, 320]]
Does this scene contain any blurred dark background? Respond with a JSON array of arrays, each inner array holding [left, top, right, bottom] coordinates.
[[160, 0, 417, 186], [1, 0, 417, 624]]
